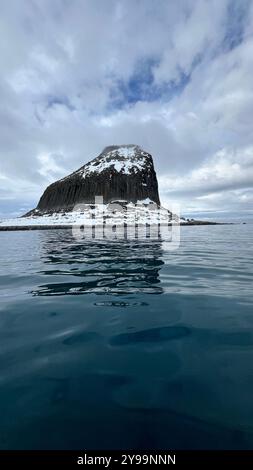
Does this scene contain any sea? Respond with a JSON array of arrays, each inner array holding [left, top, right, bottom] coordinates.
[[0, 224, 252, 450]]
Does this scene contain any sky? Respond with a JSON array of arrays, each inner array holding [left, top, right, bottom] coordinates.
[[0, 0, 253, 220]]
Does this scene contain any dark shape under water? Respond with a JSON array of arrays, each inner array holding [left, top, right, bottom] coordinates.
[[110, 325, 191, 346]]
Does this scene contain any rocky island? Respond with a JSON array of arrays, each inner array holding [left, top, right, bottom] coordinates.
[[0, 145, 219, 230], [32, 144, 160, 214]]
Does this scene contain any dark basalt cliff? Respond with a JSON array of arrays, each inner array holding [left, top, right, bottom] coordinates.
[[32, 145, 160, 214]]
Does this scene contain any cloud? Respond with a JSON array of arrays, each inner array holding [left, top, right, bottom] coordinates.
[[0, 0, 253, 219], [159, 146, 253, 196], [159, 144, 253, 218]]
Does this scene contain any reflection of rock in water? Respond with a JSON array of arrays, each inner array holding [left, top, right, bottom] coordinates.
[[32, 230, 164, 296]]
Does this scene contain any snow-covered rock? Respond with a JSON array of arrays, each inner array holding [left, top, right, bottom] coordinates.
[[0, 202, 181, 228], [31, 144, 160, 214], [0, 145, 192, 229]]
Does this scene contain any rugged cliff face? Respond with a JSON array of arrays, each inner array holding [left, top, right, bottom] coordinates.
[[34, 145, 160, 213]]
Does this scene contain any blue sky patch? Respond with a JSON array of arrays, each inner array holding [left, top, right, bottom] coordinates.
[[223, 0, 251, 51]]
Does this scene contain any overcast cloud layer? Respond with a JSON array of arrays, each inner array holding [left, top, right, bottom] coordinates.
[[1, 0, 253, 219]]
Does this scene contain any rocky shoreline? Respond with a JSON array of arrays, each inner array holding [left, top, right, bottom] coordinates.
[[0, 221, 227, 231]]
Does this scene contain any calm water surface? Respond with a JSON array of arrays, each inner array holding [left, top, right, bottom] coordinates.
[[0, 225, 252, 449]]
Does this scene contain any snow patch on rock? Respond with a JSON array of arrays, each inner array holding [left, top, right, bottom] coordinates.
[[0, 202, 184, 227], [79, 145, 150, 177]]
